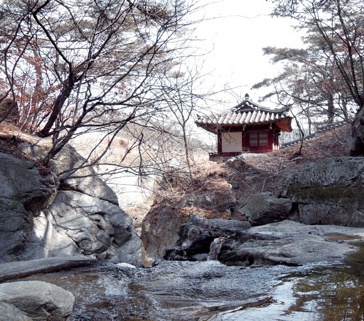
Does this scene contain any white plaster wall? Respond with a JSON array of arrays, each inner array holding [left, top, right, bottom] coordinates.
[[222, 132, 242, 153]]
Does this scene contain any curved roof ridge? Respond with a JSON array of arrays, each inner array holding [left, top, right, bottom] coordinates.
[[232, 93, 289, 114]]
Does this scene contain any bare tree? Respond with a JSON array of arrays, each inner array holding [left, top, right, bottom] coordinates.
[[0, 0, 198, 165], [268, 0, 364, 155], [156, 66, 205, 179]]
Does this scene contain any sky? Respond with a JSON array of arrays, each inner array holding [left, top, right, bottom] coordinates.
[[191, 0, 304, 109]]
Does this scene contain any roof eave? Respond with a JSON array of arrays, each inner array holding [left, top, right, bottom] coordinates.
[[196, 116, 293, 132], [195, 122, 219, 134]]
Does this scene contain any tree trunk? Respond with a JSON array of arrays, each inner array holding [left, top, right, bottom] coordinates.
[[327, 94, 334, 124], [37, 77, 74, 137], [349, 108, 364, 156]]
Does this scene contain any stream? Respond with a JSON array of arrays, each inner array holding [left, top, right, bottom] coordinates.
[[15, 248, 364, 321]]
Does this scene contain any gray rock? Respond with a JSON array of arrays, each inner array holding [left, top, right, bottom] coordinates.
[[141, 179, 237, 264], [281, 157, 364, 226], [0, 302, 32, 321], [164, 215, 251, 261], [0, 280, 74, 320], [23, 189, 143, 266], [218, 220, 364, 266], [193, 182, 236, 212], [20, 143, 118, 205], [0, 257, 96, 283], [187, 214, 251, 234], [238, 192, 292, 225], [7, 142, 144, 266], [0, 152, 57, 263]]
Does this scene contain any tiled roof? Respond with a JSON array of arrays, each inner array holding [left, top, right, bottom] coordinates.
[[196, 94, 292, 133], [197, 108, 288, 125]]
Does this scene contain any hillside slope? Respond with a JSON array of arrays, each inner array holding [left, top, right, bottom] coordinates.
[[141, 123, 351, 260]]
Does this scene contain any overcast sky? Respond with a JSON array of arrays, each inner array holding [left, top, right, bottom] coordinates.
[[191, 0, 304, 108]]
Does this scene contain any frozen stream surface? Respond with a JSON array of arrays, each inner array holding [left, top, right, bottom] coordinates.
[[19, 259, 353, 321]]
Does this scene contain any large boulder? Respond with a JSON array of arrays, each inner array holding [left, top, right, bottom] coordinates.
[[0, 152, 57, 263], [18, 144, 143, 266], [281, 157, 364, 227], [0, 141, 143, 266], [142, 203, 190, 264], [27, 190, 141, 264], [238, 192, 291, 226], [49, 145, 119, 204], [192, 179, 236, 213], [0, 281, 74, 320]]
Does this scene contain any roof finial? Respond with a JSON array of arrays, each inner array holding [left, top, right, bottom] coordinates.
[[245, 93, 249, 100]]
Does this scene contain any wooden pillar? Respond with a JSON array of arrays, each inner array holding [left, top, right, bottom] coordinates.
[[217, 131, 222, 154]]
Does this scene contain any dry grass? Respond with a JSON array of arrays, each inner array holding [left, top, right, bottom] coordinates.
[[149, 123, 351, 221]]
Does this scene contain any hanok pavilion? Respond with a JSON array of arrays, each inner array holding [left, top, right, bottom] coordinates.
[[196, 94, 292, 160]]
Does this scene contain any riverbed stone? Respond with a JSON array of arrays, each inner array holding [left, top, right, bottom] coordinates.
[[0, 280, 74, 320], [281, 157, 364, 227], [0, 257, 97, 282], [218, 220, 364, 266]]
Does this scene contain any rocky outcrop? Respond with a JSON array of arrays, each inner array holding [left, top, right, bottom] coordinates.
[[0, 280, 74, 320], [281, 157, 364, 227], [164, 214, 251, 261], [0, 142, 143, 266], [238, 192, 291, 226], [142, 175, 237, 263], [191, 179, 236, 213], [0, 152, 57, 262], [142, 203, 190, 264], [160, 210, 364, 267], [26, 144, 143, 265], [217, 220, 364, 266], [31, 190, 141, 263]]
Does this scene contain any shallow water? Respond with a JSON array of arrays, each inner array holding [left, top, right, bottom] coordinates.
[[216, 267, 364, 321], [210, 243, 364, 321], [20, 261, 297, 320], [17, 247, 364, 321]]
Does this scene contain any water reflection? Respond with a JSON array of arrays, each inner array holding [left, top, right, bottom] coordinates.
[[283, 243, 364, 321], [282, 267, 363, 321], [210, 242, 364, 321]]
